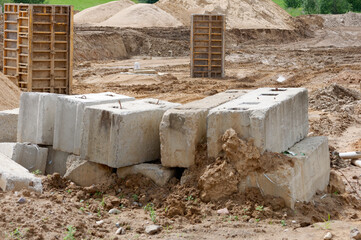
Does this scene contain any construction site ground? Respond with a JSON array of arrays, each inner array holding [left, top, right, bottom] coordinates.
[[0, 12, 361, 240]]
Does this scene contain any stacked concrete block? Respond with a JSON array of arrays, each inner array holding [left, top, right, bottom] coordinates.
[[207, 88, 309, 158], [243, 136, 330, 209], [160, 90, 249, 168], [0, 143, 48, 174], [81, 99, 180, 168], [0, 108, 19, 142], [17, 93, 59, 145], [117, 163, 176, 186], [0, 152, 42, 193], [45, 147, 70, 176], [53, 92, 135, 155]]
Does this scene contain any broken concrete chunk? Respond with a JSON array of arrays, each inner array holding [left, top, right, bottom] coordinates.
[[117, 163, 175, 186], [0, 108, 19, 142], [207, 88, 309, 158], [17, 92, 59, 145], [0, 142, 48, 174], [64, 155, 112, 187], [45, 147, 70, 176], [80, 98, 180, 168], [160, 90, 249, 168], [0, 152, 42, 193], [53, 92, 135, 155]]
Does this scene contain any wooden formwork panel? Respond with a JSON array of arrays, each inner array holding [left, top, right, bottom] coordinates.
[[191, 14, 225, 78], [3, 3, 74, 94]]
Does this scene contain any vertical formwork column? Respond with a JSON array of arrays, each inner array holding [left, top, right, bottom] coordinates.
[[68, 6, 74, 95]]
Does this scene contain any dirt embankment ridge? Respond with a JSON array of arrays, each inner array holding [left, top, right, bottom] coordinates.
[[0, 73, 21, 111]]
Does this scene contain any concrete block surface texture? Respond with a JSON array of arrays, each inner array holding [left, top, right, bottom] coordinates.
[[243, 136, 330, 209], [117, 163, 176, 186], [45, 147, 70, 176], [0, 152, 42, 193], [0, 108, 19, 142], [53, 92, 135, 155], [81, 98, 180, 168], [17, 92, 59, 145], [160, 90, 249, 168], [0, 142, 48, 174], [64, 155, 112, 187], [207, 88, 309, 158]]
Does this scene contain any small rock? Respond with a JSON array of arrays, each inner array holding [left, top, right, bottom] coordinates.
[[116, 227, 125, 235], [96, 220, 104, 225], [248, 218, 255, 223], [17, 197, 26, 204], [145, 225, 162, 235], [291, 220, 297, 224], [108, 208, 121, 214], [351, 228, 361, 240], [217, 208, 229, 215], [324, 232, 333, 240], [116, 222, 120, 228]]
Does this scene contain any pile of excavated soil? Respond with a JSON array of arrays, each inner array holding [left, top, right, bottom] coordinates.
[[98, 4, 182, 28], [0, 73, 21, 111], [74, 0, 135, 25], [156, 0, 295, 30], [322, 12, 361, 28]]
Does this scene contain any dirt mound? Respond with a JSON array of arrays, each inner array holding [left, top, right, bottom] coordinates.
[[322, 12, 361, 28], [74, 0, 135, 25], [98, 4, 183, 28], [0, 73, 21, 111], [156, 0, 295, 30]]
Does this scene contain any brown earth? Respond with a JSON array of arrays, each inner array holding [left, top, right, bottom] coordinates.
[[0, 72, 21, 111]]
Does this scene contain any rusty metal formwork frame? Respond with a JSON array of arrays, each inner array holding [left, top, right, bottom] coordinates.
[[191, 14, 225, 78], [3, 3, 74, 94]]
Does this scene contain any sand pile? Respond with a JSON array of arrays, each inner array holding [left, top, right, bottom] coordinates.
[[156, 0, 295, 30], [98, 4, 183, 28], [74, 0, 135, 25], [0, 73, 21, 111]]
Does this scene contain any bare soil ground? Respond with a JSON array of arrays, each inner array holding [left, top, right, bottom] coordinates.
[[0, 13, 361, 240]]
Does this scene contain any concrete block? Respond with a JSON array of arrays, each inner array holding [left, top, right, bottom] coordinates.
[[207, 88, 308, 158], [45, 147, 70, 176], [0, 152, 42, 193], [64, 155, 112, 187], [0, 108, 19, 142], [243, 136, 330, 209], [117, 163, 176, 186], [160, 90, 249, 168], [81, 98, 180, 168], [53, 92, 135, 155], [0, 142, 48, 174], [17, 92, 59, 145]]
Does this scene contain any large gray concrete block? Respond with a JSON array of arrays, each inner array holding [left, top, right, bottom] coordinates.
[[81, 99, 180, 168], [17, 92, 59, 145], [117, 163, 176, 186], [160, 90, 249, 168], [243, 136, 330, 209], [0, 142, 48, 174], [64, 155, 112, 187], [45, 147, 70, 176], [207, 88, 309, 158], [0, 108, 19, 142], [53, 92, 135, 155], [0, 152, 42, 193]]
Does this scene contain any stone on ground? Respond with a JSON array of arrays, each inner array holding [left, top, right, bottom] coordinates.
[[0, 152, 42, 193], [117, 163, 175, 186], [145, 225, 162, 235], [0, 108, 19, 142]]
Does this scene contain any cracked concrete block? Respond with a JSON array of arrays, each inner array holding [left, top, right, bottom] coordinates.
[[0, 108, 19, 142], [207, 88, 309, 158], [117, 163, 176, 186], [0, 142, 48, 174], [81, 98, 180, 168], [45, 147, 70, 176], [64, 155, 112, 187], [243, 136, 330, 209], [0, 152, 42, 193], [160, 90, 249, 168], [53, 92, 135, 155], [17, 92, 59, 145]]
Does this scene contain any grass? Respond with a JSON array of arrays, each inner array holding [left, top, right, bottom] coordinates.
[[45, 0, 138, 11], [272, 0, 304, 16]]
